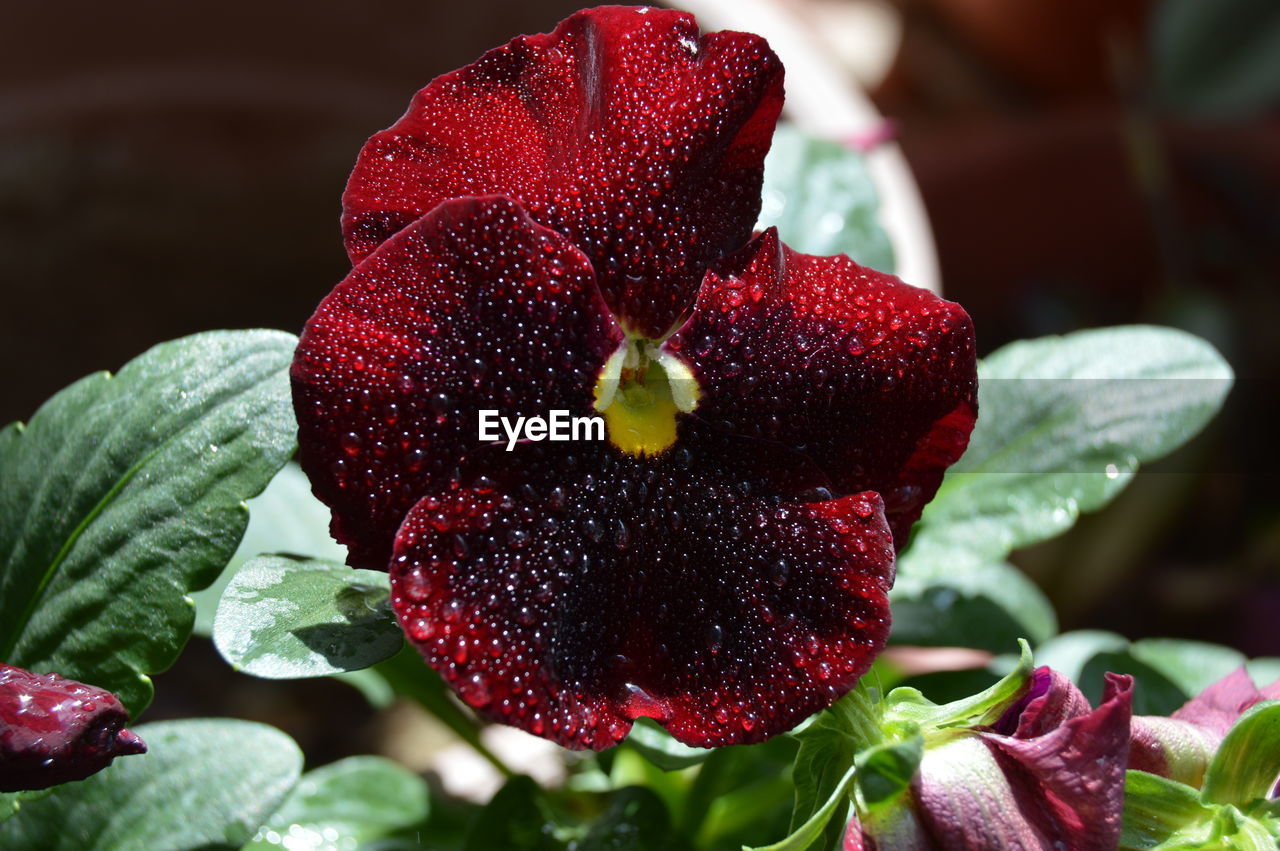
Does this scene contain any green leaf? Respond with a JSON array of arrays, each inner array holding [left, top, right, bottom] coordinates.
[[757, 124, 895, 273], [1, 718, 302, 850], [578, 786, 672, 851], [626, 717, 713, 771], [1122, 770, 1216, 850], [886, 639, 1033, 729], [889, 551, 1057, 650], [0, 331, 296, 714], [855, 727, 923, 810], [1128, 640, 1248, 699], [463, 776, 559, 851], [920, 326, 1232, 559], [245, 756, 429, 849], [1202, 701, 1280, 806], [1153, 0, 1280, 117], [745, 765, 858, 851], [0, 789, 51, 825], [213, 555, 402, 679], [779, 686, 880, 851], [1036, 632, 1255, 715], [896, 326, 1231, 650], [1246, 658, 1280, 689], [191, 462, 347, 636]]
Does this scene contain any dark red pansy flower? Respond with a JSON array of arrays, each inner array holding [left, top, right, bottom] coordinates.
[[0, 664, 146, 792], [292, 5, 977, 749]]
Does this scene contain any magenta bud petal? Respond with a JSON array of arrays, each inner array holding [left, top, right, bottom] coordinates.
[[1172, 667, 1274, 738], [851, 667, 1134, 851], [0, 664, 146, 792]]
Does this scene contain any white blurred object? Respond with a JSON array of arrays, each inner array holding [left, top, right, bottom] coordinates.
[[671, 0, 940, 294], [434, 725, 568, 801]]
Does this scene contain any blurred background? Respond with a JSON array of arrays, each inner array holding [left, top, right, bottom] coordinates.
[[1, 0, 1277, 770]]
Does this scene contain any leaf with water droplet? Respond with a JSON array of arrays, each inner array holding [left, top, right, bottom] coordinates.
[[213, 555, 402, 679]]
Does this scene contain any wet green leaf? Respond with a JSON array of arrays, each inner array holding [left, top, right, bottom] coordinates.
[[0, 331, 296, 714], [2, 719, 302, 849], [213, 555, 402, 679]]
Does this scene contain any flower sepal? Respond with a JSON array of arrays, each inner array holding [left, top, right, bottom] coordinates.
[[1122, 673, 1280, 849], [1121, 769, 1280, 850]]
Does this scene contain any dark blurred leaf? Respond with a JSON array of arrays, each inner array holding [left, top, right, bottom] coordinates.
[[1153, 0, 1280, 117], [2, 719, 302, 849], [577, 787, 672, 851], [756, 124, 895, 273], [245, 756, 429, 849], [890, 553, 1056, 650], [0, 330, 296, 714], [464, 776, 557, 851], [213, 555, 401, 679]]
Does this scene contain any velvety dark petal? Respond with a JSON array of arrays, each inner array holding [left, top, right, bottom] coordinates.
[[292, 196, 622, 570], [388, 425, 894, 750], [0, 664, 146, 792], [343, 6, 784, 337], [667, 230, 978, 547], [980, 673, 1134, 851]]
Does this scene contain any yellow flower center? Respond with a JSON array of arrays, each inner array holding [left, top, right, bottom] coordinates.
[[593, 335, 700, 457]]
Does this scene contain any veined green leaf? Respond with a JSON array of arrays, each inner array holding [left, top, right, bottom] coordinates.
[[1, 719, 302, 849], [245, 756, 429, 849], [0, 331, 297, 714]]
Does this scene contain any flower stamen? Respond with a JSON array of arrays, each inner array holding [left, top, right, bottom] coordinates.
[[594, 335, 700, 457]]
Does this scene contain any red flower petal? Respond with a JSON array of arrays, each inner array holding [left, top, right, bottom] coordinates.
[[292, 196, 622, 570], [389, 426, 894, 750], [1, 664, 146, 792], [342, 6, 784, 338], [667, 230, 978, 547]]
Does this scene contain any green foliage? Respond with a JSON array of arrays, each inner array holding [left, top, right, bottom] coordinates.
[[191, 461, 347, 636], [0, 331, 296, 714], [1202, 702, 1280, 806], [1153, 0, 1280, 117], [1036, 631, 1279, 716], [2, 719, 302, 850], [756, 124, 895, 274], [894, 326, 1233, 651], [464, 777, 672, 851], [245, 756, 430, 849], [1121, 771, 1217, 850], [213, 555, 402, 679], [1122, 702, 1280, 849]]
